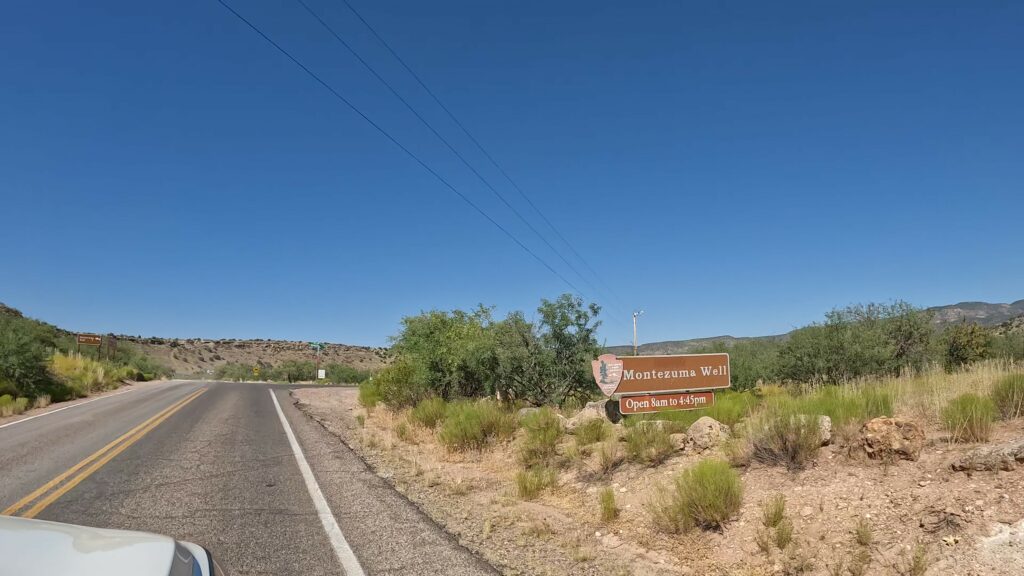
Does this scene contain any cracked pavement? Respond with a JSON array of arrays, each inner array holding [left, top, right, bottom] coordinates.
[[1, 381, 498, 576]]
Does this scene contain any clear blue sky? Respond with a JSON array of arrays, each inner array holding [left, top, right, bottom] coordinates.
[[2, 1, 1022, 347]]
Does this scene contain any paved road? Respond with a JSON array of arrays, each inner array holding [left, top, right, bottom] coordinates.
[[0, 381, 497, 576]]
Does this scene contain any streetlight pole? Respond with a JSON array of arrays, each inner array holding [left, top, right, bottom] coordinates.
[[632, 310, 644, 356]]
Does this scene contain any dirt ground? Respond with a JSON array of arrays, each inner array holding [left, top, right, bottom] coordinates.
[[291, 388, 1024, 576]]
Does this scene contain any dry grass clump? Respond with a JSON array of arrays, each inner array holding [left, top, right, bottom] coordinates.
[[438, 400, 517, 451], [596, 441, 623, 476], [941, 393, 995, 442], [0, 395, 30, 417], [990, 373, 1024, 420], [748, 404, 822, 470], [515, 466, 556, 500], [624, 424, 674, 466], [598, 486, 618, 521], [648, 459, 742, 533], [574, 418, 610, 447], [409, 397, 447, 428], [518, 407, 563, 467]]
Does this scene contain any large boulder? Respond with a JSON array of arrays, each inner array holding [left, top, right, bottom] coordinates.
[[686, 416, 731, 452], [565, 400, 607, 433], [854, 417, 925, 462]]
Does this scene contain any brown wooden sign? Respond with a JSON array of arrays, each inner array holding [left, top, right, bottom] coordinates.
[[77, 334, 103, 346], [619, 391, 715, 414], [592, 353, 730, 396]]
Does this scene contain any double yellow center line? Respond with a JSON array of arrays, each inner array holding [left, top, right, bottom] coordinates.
[[3, 387, 207, 519]]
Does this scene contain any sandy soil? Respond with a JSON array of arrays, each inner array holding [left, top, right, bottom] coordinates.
[[292, 388, 1024, 576]]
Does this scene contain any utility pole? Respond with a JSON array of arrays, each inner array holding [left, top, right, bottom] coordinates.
[[632, 310, 644, 356]]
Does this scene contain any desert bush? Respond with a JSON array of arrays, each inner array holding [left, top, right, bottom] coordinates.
[[50, 353, 119, 398], [438, 400, 517, 451], [761, 494, 786, 528], [0, 394, 30, 417], [574, 418, 609, 447], [794, 385, 893, 426], [32, 394, 51, 410], [649, 459, 742, 532], [409, 397, 447, 428], [324, 363, 373, 384], [722, 436, 753, 467], [374, 358, 431, 409], [358, 380, 381, 409], [0, 315, 61, 398], [596, 441, 623, 476], [942, 393, 995, 442], [395, 420, 415, 443], [678, 459, 743, 528], [624, 425, 674, 466], [749, 403, 822, 469], [991, 374, 1024, 420], [599, 486, 618, 521], [518, 407, 563, 467], [515, 466, 556, 500], [943, 322, 990, 371]]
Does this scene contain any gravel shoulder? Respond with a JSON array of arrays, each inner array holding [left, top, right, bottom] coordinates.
[[293, 387, 1024, 576]]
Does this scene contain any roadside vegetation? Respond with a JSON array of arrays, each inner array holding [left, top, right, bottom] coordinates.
[[0, 305, 172, 417], [214, 360, 374, 384], [304, 295, 1023, 575]]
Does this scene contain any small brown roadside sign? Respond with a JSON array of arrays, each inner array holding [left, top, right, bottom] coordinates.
[[619, 391, 715, 414], [591, 353, 730, 397], [77, 334, 103, 346]]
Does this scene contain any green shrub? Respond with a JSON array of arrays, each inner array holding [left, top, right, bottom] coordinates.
[[942, 393, 995, 442], [991, 374, 1024, 420], [794, 385, 893, 426], [518, 408, 563, 467], [943, 322, 990, 371], [358, 380, 381, 409], [624, 424, 674, 466], [50, 353, 121, 398], [515, 466, 556, 500], [599, 486, 618, 521], [438, 400, 517, 451], [574, 418, 609, 447], [409, 397, 448, 428], [648, 459, 743, 532], [749, 403, 822, 470], [0, 395, 29, 417], [374, 359, 431, 409], [677, 459, 743, 528]]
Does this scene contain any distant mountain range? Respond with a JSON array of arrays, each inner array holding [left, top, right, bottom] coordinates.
[[607, 299, 1024, 356]]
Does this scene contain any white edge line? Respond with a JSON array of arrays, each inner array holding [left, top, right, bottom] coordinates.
[[0, 388, 136, 430], [269, 389, 366, 576]]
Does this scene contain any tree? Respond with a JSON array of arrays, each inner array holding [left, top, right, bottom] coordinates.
[[536, 294, 602, 405], [943, 322, 990, 370]]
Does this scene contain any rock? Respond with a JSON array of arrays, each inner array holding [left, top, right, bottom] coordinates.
[[854, 417, 925, 462], [669, 433, 688, 450], [517, 407, 542, 419], [952, 438, 1024, 472], [686, 416, 731, 452], [817, 415, 833, 446], [565, 400, 607, 433]]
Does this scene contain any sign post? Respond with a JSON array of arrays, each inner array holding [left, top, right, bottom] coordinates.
[[591, 353, 730, 421]]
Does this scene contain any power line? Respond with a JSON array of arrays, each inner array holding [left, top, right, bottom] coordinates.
[[336, 0, 631, 313], [292, 0, 603, 302], [214, 0, 584, 296]]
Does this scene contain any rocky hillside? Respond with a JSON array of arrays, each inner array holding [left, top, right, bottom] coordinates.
[[120, 336, 388, 376], [928, 300, 1024, 327]]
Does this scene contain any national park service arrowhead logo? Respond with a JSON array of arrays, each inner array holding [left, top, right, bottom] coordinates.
[[591, 353, 623, 397]]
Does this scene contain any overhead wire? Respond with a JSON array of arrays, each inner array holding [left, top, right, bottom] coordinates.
[[292, 0, 604, 304], [335, 0, 632, 314], [214, 0, 584, 296]]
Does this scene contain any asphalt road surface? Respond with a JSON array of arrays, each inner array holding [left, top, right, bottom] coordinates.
[[0, 381, 498, 576]]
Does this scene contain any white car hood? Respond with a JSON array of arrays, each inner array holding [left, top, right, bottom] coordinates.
[[0, 516, 175, 576]]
